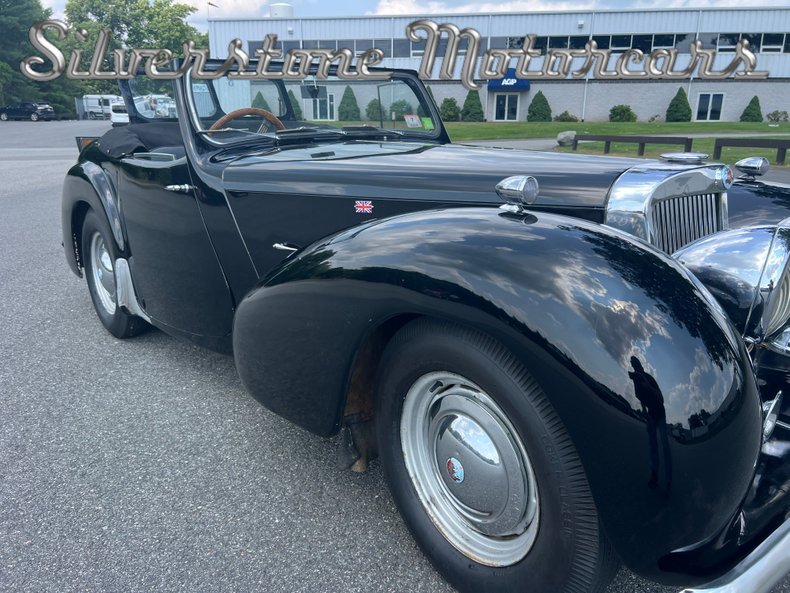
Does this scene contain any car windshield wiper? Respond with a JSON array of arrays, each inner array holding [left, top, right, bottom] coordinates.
[[275, 127, 347, 139], [197, 127, 263, 137], [342, 125, 404, 138]]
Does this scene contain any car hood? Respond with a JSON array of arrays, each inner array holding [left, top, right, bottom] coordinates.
[[223, 141, 642, 209]]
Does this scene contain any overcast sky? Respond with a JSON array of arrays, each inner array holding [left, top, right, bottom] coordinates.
[[40, 0, 790, 32]]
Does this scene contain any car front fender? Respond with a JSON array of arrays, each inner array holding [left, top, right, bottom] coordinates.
[[61, 154, 125, 276], [233, 207, 762, 585]]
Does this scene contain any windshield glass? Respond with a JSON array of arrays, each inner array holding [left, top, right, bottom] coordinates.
[[186, 66, 439, 144]]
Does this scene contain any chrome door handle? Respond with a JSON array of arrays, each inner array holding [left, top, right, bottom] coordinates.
[[164, 184, 195, 193]]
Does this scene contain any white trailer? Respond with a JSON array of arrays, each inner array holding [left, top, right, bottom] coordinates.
[[81, 95, 121, 120]]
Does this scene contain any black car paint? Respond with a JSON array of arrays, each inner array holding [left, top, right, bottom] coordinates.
[[232, 208, 762, 585], [60, 72, 790, 587]]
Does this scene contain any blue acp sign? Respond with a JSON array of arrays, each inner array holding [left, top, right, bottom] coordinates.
[[487, 69, 531, 91]]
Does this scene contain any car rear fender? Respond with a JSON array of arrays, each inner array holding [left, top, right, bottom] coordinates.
[[233, 207, 762, 585]]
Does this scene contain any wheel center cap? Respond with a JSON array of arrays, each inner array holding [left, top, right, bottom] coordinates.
[[446, 457, 465, 483]]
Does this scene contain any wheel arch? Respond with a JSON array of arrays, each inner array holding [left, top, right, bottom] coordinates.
[[62, 158, 126, 277], [232, 207, 763, 585]]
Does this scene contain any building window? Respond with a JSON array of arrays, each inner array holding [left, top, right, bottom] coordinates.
[[494, 94, 518, 121], [652, 34, 675, 49], [761, 33, 784, 53], [393, 38, 410, 57], [717, 33, 739, 52], [696, 93, 724, 121], [610, 35, 632, 50], [373, 39, 392, 58], [548, 36, 569, 49], [674, 33, 695, 53], [591, 35, 610, 49], [569, 36, 589, 49], [740, 33, 761, 52], [632, 34, 652, 53]]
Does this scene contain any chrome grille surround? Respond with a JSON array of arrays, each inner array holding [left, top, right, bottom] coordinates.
[[604, 163, 730, 254]]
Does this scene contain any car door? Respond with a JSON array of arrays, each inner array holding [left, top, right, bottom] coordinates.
[[115, 152, 235, 339]]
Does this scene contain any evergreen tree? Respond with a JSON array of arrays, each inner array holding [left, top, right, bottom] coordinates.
[[287, 89, 303, 119], [366, 98, 384, 121], [338, 86, 361, 121], [527, 91, 551, 122], [740, 96, 763, 122], [460, 90, 484, 122], [390, 99, 414, 119], [439, 97, 461, 121], [252, 91, 271, 111], [665, 88, 691, 122]]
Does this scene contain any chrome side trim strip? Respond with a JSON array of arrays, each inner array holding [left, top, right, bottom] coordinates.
[[679, 519, 790, 593], [114, 258, 152, 323]]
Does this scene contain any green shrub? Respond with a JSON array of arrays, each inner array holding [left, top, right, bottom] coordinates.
[[665, 88, 691, 122], [553, 110, 578, 122], [740, 96, 763, 122], [287, 89, 303, 119], [460, 90, 484, 122], [252, 92, 271, 111], [609, 104, 637, 122], [390, 99, 414, 119], [440, 97, 461, 121], [366, 98, 384, 121], [767, 110, 789, 123], [527, 91, 551, 122], [338, 86, 360, 121]]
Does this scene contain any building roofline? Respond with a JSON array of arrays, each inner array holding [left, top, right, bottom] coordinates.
[[207, 5, 789, 22]]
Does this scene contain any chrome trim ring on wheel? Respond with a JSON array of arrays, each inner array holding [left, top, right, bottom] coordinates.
[[400, 371, 539, 567], [90, 232, 117, 315]]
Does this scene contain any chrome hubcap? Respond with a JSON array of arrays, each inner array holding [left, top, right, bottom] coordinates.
[[90, 232, 116, 315], [401, 372, 539, 566]]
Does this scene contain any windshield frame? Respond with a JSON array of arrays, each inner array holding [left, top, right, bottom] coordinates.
[[183, 60, 449, 149]]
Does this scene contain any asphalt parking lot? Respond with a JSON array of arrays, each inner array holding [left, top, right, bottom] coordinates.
[[0, 120, 788, 593]]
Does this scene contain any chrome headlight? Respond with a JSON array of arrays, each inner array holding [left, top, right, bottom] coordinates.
[[674, 218, 790, 350]]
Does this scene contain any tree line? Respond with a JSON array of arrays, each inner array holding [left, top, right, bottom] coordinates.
[[0, 0, 206, 115]]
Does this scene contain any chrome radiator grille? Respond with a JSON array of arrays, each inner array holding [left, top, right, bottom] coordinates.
[[649, 193, 724, 254]]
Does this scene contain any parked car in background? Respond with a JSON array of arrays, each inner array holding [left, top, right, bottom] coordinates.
[[62, 62, 790, 593], [109, 101, 128, 127], [0, 102, 54, 121]]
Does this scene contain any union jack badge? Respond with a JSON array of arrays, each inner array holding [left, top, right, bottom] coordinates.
[[354, 200, 373, 214]]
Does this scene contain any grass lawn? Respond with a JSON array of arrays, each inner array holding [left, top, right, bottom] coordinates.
[[555, 136, 789, 166], [444, 121, 790, 142]]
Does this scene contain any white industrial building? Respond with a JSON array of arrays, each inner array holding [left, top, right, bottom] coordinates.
[[207, 5, 790, 122]]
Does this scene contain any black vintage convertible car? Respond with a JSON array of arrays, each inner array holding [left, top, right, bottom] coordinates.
[[62, 62, 790, 593]]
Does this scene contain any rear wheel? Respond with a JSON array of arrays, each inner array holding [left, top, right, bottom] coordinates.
[[0, 113, 7, 121], [376, 319, 618, 593], [81, 210, 148, 339], [30, 112, 39, 121]]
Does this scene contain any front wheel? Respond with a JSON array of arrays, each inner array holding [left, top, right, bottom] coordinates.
[[0, 112, 7, 121], [376, 319, 618, 593], [29, 112, 39, 121], [81, 210, 148, 339]]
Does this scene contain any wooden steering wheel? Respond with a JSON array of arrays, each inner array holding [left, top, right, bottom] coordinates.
[[209, 107, 286, 133]]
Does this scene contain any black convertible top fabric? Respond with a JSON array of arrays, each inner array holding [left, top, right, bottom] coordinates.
[[96, 123, 183, 158]]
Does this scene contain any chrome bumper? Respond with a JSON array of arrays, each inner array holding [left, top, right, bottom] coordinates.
[[680, 518, 790, 593]]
